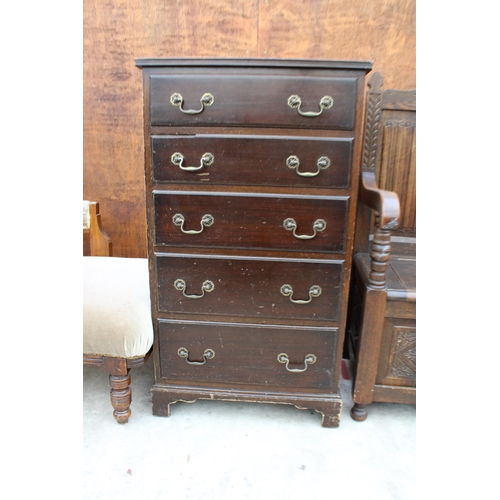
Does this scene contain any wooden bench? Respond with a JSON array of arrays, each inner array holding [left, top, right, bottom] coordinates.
[[83, 201, 153, 423], [347, 72, 416, 421]]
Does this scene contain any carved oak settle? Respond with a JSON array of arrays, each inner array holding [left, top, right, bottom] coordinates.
[[347, 72, 416, 421]]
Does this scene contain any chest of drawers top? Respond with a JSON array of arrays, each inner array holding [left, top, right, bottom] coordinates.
[[137, 58, 371, 129]]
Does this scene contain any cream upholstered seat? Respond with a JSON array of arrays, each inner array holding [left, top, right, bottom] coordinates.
[[83, 256, 153, 359], [83, 201, 153, 424]]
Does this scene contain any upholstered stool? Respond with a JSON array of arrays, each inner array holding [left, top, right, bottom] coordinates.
[[83, 201, 153, 423]]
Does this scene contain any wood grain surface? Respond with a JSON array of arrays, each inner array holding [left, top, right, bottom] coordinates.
[[83, 0, 415, 257], [157, 319, 338, 390], [153, 191, 349, 253], [151, 134, 353, 188], [155, 253, 343, 321]]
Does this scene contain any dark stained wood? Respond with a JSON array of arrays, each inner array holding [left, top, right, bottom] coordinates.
[[357, 253, 416, 302], [153, 191, 349, 253], [359, 172, 400, 231], [385, 300, 416, 319], [376, 318, 416, 387], [103, 356, 128, 376], [347, 72, 416, 421], [382, 89, 417, 110], [140, 59, 370, 426], [372, 384, 416, 404], [158, 320, 338, 390], [379, 115, 416, 236], [354, 73, 416, 247], [84, 352, 151, 370], [151, 134, 353, 189], [350, 287, 387, 404], [155, 254, 342, 321], [390, 239, 416, 258], [109, 372, 132, 424], [149, 72, 358, 129], [136, 58, 373, 70], [351, 404, 368, 422], [151, 384, 342, 427]]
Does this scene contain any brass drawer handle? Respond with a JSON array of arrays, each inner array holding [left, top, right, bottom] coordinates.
[[174, 279, 215, 299], [287, 94, 334, 117], [178, 347, 215, 365], [283, 218, 326, 239], [280, 284, 322, 304], [171, 152, 214, 172], [170, 92, 214, 114], [286, 155, 331, 177], [173, 213, 214, 234], [277, 353, 317, 372]]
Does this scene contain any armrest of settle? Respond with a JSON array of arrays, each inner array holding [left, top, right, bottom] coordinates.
[[359, 172, 401, 289], [359, 172, 400, 231]]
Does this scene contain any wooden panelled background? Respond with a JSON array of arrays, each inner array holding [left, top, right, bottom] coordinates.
[[83, 0, 416, 258]]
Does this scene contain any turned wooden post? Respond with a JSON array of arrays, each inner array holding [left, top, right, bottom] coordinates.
[[368, 226, 392, 289], [109, 373, 132, 424], [351, 403, 367, 422], [103, 357, 132, 424]]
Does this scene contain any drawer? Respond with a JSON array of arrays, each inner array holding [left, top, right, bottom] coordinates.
[[155, 253, 343, 321], [152, 134, 353, 188], [150, 74, 358, 130], [158, 320, 338, 390], [154, 191, 349, 253]]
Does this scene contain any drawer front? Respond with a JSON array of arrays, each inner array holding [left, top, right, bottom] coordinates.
[[150, 74, 358, 130], [152, 134, 353, 188], [158, 320, 338, 390], [154, 192, 349, 253], [156, 254, 343, 321]]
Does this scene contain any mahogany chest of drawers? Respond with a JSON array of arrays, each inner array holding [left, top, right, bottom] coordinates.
[[136, 58, 372, 427]]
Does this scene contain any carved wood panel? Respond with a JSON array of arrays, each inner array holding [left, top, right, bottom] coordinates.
[[377, 318, 416, 387]]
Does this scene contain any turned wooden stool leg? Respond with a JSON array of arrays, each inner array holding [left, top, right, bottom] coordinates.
[[103, 357, 132, 424], [109, 372, 132, 424], [351, 403, 368, 422]]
